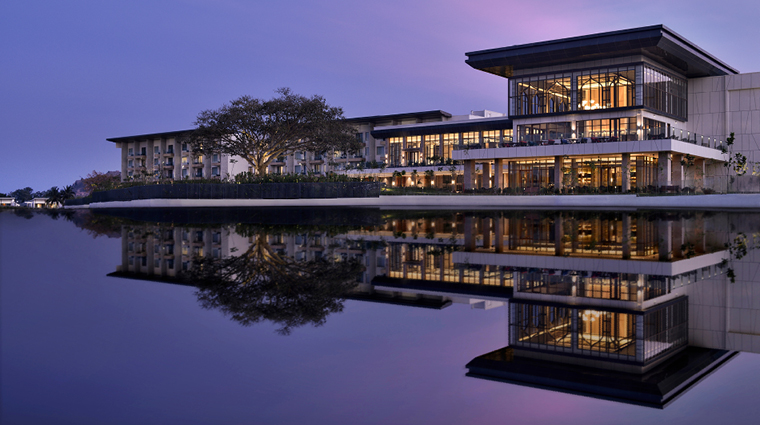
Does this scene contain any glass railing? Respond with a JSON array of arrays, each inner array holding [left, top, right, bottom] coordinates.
[[452, 128, 727, 151], [657, 127, 726, 150]]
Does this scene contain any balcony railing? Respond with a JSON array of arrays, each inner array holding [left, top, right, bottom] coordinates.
[[452, 128, 727, 151]]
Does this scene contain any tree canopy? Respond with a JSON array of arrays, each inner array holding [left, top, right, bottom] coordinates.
[[186, 88, 361, 176], [10, 187, 33, 203], [181, 227, 362, 335]]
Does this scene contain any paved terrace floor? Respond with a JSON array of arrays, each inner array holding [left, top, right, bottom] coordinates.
[[67, 193, 760, 210]]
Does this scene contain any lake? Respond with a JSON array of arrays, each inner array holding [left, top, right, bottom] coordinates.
[[2, 207, 760, 425]]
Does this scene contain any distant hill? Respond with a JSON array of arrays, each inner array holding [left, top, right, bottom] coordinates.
[[72, 171, 120, 197]]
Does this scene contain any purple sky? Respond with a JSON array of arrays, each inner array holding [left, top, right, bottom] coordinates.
[[2, 0, 760, 193]]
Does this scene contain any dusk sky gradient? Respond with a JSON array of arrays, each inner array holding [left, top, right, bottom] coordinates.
[[2, 0, 760, 192]]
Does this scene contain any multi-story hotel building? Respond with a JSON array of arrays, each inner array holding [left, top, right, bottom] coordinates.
[[108, 25, 760, 193]]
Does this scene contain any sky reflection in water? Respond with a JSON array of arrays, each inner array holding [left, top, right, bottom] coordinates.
[[2, 208, 760, 424]]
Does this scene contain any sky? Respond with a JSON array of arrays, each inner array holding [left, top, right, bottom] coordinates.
[[2, 0, 760, 193]]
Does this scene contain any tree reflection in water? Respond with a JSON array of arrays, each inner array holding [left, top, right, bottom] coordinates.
[[181, 227, 364, 335]]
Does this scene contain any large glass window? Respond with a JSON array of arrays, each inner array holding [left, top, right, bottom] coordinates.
[[518, 122, 571, 144], [462, 132, 479, 148], [577, 118, 637, 141], [578, 310, 636, 358], [424, 135, 439, 162], [643, 66, 687, 120], [512, 303, 573, 351], [510, 73, 571, 116], [442, 133, 457, 160], [388, 137, 402, 166], [577, 67, 635, 111], [405, 136, 422, 165]]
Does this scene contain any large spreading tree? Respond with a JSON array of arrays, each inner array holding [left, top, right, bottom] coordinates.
[[187, 88, 360, 176]]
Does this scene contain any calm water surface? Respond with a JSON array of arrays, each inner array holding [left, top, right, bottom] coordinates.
[[2, 208, 760, 425]]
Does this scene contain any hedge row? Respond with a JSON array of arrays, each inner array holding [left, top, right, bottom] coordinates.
[[66, 182, 383, 205]]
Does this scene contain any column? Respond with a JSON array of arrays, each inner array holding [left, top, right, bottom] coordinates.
[[508, 161, 517, 189], [483, 217, 492, 250], [494, 159, 505, 190], [464, 215, 476, 251], [622, 213, 631, 259], [482, 162, 492, 189], [657, 152, 672, 189], [494, 216, 504, 253], [671, 154, 684, 189], [553, 156, 563, 192], [119, 143, 128, 181], [463, 160, 476, 191], [672, 217, 684, 259], [622, 153, 631, 193], [658, 220, 673, 261], [401, 136, 407, 166]]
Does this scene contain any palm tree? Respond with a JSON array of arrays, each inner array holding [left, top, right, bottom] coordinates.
[[60, 185, 75, 205], [45, 186, 61, 208]]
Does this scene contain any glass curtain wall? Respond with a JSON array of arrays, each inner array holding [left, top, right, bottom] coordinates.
[[483, 130, 499, 148], [510, 159, 556, 191], [562, 156, 622, 193], [577, 66, 636, 111], [518, 123, 572, 144], [442, 133, 457, 161], [388, 137, 403, 166], [643, 66, 687, 120], [510, 73, 572, 116], [424, 135, 439, 162], [577, 118, 637, 141], [405, 136, 421, 165]]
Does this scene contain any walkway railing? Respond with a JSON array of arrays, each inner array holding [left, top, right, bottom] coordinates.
[[453, 128, 727, 151]]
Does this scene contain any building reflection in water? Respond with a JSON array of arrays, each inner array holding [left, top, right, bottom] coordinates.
[[101, 209, 760, 408]]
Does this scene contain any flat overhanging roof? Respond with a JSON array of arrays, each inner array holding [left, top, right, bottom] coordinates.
[[371, 116, 512, 139], [107, 129, 194, 144], [466, 25, 738, 78], [348, 110, 452, 125]]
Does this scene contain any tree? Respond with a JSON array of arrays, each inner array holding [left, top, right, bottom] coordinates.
[[181, 228, 363, 335], [45, 187, 61, 207], [45, 185, 75, 207], [10, 187, 33, 204], [80, 171, 120, 195], [186, 88, 361, 176]]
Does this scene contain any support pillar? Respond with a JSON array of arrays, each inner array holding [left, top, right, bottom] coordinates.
[[622, 213, 631, 259], [482, 162, 492, 189], [622, 153, 631, 193], [658, 152, 672, 189], [463, 160, 476, 191], [483, 217, 492, 249], [464, 215, 476, 251], [553, 156, 563, 192], [494, 216, 504, 253], [508, 161, 517, 189], [658, 220, 673, 261], [671, 154, 684, 189], [494, 159, 505, 191]]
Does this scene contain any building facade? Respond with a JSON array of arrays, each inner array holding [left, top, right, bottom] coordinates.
[[108, 25, 760, 193]]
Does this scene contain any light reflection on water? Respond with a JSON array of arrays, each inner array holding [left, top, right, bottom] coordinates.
[[3, 208, 760, 424]]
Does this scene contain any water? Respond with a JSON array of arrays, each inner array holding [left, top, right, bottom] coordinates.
[[2, 208, 760, 424]]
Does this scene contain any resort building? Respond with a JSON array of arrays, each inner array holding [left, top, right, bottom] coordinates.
[[0, 197, 17, 207], [107, 130, 248, 182], [23, 198, 50, 208], [107, 25, 760, 193]]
